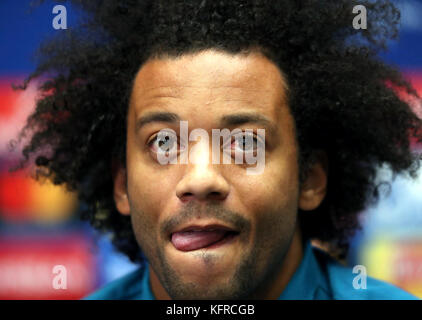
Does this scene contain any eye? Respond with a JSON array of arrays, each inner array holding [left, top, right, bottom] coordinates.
[[231, 131, 260, 153], [148, 131, 185, 155]]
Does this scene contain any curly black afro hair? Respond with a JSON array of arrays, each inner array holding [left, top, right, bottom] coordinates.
[[14, 0, 422, 262]]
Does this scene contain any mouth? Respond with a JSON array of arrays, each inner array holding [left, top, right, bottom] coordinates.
[[169, 224, 240, 252]]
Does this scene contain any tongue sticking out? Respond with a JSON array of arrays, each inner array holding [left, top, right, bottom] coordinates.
[[171, 230, 228, 251]]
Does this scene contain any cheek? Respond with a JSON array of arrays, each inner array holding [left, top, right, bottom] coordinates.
[[128, 164, 177, 217], [233, 151, 299, 215], [230, 146, 300, 252], [126, 165, 178, 258]]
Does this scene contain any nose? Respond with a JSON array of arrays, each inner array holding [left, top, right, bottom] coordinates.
[[175, 136, 230, 203]]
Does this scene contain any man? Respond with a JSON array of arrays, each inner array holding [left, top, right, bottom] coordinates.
[[17, 0, 421, 299]]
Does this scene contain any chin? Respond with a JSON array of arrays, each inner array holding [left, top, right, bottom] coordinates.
[[166, 283, 250, 300], [158, 252, 258, 300]]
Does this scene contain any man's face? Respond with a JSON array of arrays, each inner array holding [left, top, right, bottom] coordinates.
[[115, 50, 306, 299]]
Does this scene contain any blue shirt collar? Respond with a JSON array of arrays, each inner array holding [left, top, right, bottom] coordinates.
[[139, 265, 155, 299], [278, 239, 331, 299]]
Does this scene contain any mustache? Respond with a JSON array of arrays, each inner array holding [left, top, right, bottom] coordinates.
[[161, 202, 251, 236]]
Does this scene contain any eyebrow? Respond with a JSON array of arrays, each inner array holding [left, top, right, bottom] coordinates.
[[136, 111, 278, 136], [136, 111, 181, 131], [220, 113, 278, 136]]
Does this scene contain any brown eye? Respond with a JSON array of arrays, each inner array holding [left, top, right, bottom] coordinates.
[[148, 131, 185, 155], [158, 135, 175, 151], [231, 132, 258, 153]]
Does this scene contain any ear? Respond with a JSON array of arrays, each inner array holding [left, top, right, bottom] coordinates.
[[112, 160, 130, 216], [298, 151, 328, 211]]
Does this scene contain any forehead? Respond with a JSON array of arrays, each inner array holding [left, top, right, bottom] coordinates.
[[130, 50, 288, 119]]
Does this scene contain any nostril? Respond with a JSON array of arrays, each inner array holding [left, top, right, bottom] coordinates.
[[209, 191, 224, 200], [178, 191, 225, 202], [179, 192, 194, 202]]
